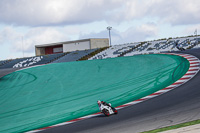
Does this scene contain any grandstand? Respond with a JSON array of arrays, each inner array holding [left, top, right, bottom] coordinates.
[[90, 35, 200, 59], [0, 53, 65, 69], [0, 35, 199, 70]]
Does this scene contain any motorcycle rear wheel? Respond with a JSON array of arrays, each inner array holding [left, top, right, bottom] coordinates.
[[111, 107, 118, 114]]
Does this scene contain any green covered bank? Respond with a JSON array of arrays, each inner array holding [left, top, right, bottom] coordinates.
[[0, 54, 189, 132]]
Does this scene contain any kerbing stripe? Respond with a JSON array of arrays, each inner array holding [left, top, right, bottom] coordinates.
[[179, 77, 191, 80], [190, 62, 200, 64], [188, 59, 199, 61], [149, 92, 163, 96], [172, 82, 185, 85], [143, 95, 158, 99], [158, 89, 172, 93], [188, 69, 199, 71], [162, 87, 174, 90]]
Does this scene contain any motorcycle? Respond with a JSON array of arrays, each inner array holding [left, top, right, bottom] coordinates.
[[97, 100, 118, 116]]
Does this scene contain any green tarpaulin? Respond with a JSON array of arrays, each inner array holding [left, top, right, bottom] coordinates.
[[0, 54, 189, 132]]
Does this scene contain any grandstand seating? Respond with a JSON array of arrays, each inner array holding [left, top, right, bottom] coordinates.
[[0, 58, 30, 69], [89, 36, 200, 59], [0, 60, 8, 66], [0, 53, 65, 69], [12, 56, 43, 68], [33, 53, 64, 65], [89, 43, 140, 60], [52, 49, 98, 63], [125, 36, 200, 56]]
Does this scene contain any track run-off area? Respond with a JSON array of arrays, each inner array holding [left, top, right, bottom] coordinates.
[[0, 53, 198, 133]]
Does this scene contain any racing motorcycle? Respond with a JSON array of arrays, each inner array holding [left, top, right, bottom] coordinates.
[[97, 100, 118, 116]]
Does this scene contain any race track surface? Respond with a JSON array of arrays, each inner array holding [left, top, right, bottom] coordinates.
[[0, 68, 20, 78], [40, 48, 200, 133]]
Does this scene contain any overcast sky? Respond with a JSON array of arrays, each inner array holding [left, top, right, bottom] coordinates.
[[0, 0, 200, 60]]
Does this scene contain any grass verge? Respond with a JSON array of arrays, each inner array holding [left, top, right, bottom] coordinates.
[[141, 119, 200, 133]]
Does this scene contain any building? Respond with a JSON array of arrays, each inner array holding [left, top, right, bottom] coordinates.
[[35, 38, 109, 56]]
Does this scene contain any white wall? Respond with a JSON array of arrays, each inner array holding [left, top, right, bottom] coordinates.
[[63, 41, 90, 52]]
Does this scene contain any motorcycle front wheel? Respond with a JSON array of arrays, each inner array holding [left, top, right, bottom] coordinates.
[[102, 109, 110, 116]]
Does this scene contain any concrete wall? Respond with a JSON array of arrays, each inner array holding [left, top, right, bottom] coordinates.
[[90, 38, 109, 49], [63, 41, 90, 52]]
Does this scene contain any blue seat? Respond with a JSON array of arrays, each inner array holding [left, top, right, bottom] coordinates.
[[52, 49, 97, 63]]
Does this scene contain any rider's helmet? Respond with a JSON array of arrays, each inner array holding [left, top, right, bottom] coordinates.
[[97, 100, 101, 104]]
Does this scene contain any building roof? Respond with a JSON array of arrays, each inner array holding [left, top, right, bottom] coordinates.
[[35, 38, 108, 48]]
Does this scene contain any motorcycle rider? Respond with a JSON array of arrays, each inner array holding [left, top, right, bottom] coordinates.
[[97, 100, 117, 114], [97, 100, 110, 111], [99, 100, 111, 106]]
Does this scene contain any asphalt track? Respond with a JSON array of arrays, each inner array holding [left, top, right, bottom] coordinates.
[[0, 68, 20, 78], [39, 48, 200, 133]]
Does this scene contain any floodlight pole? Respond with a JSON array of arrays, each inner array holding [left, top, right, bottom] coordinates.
[[107, 26, 112, 47]]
